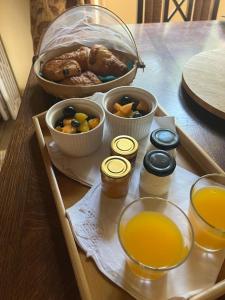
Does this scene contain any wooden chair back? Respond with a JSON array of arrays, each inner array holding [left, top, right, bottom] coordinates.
[[66, 0, 93, 8], [192, 0, 220, 20], [138, 0, 220, 23]]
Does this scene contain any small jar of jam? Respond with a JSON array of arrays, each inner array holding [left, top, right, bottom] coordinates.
[[100, 156, 132, 198], [111, 135, 138, 167], [147, 129, 179, 157], [140, 150, 176, 196]]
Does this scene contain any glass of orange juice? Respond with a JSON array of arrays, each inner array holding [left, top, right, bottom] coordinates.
[[118, 197, 193, 280], [189, 173, 225, 252]]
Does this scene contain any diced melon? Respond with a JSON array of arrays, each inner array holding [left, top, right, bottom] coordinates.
[[63, 118, 73, 126], [78, 120, 89, 132], [113, 102, 122, 112], [137, 100, 149, 112], [75, 112, 88, 123], [119, 102, 133, 116], [62, 125, 76, 134], [88, 118, 100, 129], [114, 111, 126, 117]]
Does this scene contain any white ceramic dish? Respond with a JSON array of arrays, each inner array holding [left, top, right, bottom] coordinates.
[[45, 98, 105, 157], [102, 86, 158, 140]]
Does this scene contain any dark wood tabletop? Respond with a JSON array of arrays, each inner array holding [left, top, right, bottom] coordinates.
[[0, 20, 225, 300]]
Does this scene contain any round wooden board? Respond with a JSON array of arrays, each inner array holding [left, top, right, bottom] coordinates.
[[182, 48, 225, 120]]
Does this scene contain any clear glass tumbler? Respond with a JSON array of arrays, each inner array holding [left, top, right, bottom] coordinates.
[[118, 197, 193, 280], [189, 173, 225, 252]]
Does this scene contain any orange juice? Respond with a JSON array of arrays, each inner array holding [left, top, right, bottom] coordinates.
[[120, 211, 187, 269], [190, 186, 225, 250]]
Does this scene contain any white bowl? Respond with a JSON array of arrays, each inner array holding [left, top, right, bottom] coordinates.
[[46, 98, 105, 157], [102, 86, 158, 141]]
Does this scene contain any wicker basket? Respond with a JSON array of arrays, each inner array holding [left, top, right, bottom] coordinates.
[[33, 5, 144, 99]]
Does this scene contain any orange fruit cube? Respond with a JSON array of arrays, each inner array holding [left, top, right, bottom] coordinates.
[[113, 102, 122, 112], [78, 120, 89, 132], [63, 118, 73, 126], [88, 118, 100, 129], [114, 111, 126, 117], [120, 102, 133, 116], [137, 101, 149, 112], [63, 125, 76, 134]]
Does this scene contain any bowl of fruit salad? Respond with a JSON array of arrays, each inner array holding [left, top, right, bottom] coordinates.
[[103, 86, 158, 140], [46, 98, 105, 157]]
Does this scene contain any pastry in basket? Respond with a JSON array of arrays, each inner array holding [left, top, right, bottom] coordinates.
[[42, 59, 81, 81], [60, 71, 102, 86], [56, 46, 90, 71], [88, 44, 128, 77]]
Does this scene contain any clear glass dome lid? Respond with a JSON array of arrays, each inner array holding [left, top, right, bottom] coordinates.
[[38, 4, 142, 66]]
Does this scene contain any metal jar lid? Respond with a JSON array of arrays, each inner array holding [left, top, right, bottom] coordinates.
[[111, 135, 138, 156], [150, 129, 179, 150], [143, 150, 176, 177], [101, 156, 131, 178]]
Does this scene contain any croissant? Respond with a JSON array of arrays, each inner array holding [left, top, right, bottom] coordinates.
[[56, 46, 90, 71], [43, 45, 128, 82], [60, 71, 102, 86], [42, 59, 81, 81], [88, 44, 128, 77]]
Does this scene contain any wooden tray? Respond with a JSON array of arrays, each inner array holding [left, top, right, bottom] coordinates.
[[33, 106, 225, 300]]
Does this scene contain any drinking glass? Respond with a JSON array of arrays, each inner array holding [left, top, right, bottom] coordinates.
[[118, 197, 193, 280], [189, 173, 225, 252]]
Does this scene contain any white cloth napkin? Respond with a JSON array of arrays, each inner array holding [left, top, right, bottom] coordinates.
[[67, 165, 225, 300]]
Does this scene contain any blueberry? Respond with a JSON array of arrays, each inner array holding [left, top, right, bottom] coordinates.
[[87, 114, 96, 121], [71, 119, 80, 128], [139, 109, 148, 116], [118, 95, 133, 105], [55, 118, 64, 127], [132, 111, 143, 118], [132, 99, 139, 110], [63, 106, 76, 118]]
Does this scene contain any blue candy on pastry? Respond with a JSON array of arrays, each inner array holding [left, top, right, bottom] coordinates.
[[98, 75, 117, 82]]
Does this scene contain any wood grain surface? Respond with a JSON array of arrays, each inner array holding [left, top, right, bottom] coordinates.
[[0, 21, 225, 300], [182, 48, 225, 120]]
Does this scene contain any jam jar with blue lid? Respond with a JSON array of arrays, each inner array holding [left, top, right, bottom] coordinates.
[[140, 150, 176, 196], [147, 128, 179, 157]]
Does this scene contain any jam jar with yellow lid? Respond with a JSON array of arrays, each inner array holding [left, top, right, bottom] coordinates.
[[111, 135, 138, 167], [100, 156, 132, 198]]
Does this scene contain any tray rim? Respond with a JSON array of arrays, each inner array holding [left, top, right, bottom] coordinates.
[[32, 105, 225, 300]]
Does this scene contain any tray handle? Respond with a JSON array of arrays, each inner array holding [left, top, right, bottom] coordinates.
[[189, 279, 225, 300], [33, 115, 93, 300]]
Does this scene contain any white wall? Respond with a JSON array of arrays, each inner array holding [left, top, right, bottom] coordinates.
[[0, 0, 33, 93], [101, 0, 137, 23]]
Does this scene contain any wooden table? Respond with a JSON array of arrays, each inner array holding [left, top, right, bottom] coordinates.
[[0, 21, 225, 300]]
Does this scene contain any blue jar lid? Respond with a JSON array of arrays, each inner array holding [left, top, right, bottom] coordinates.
[[150, 129, 179, 150], [143, 150, 176, 177]]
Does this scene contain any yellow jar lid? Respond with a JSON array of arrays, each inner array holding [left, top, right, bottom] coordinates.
[[111, 135, 138, 156], [101, 156, 131, 178]]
